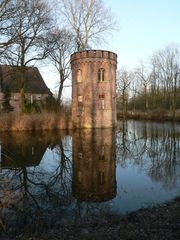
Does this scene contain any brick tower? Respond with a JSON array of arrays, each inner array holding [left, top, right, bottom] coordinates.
[[71, 50, 117, 128]]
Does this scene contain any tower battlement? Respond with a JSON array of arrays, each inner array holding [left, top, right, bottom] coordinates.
[[71, 50, 117, 64]]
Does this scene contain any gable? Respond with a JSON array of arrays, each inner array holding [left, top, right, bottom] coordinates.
[[0, 65, 52, 95]]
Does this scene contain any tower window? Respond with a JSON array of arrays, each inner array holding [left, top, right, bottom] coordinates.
[[77, 69, 82, 83], [98, 68, 105, 82], [98, 172, 105, 185], [78, 171, 83, 183], [99, 94, 104, 99], [78, 152, 83, 159], [99, 145, 105, 160], [78, 95, 83, 113], [99, 94, 105, 109], [78, 95, 83, 102]]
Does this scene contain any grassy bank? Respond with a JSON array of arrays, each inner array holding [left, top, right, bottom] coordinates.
[[0, 112, 72, 131]]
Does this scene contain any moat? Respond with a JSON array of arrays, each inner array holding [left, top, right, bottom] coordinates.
[[0, 120, 180, 237]]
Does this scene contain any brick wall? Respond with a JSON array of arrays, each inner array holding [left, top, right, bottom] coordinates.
[[71, 50, 117, 128]]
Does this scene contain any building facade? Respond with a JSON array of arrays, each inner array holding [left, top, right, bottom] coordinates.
[[71, 50, 117, 128]]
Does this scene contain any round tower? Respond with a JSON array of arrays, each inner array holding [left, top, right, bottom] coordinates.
[[71, 50, 117, 128]]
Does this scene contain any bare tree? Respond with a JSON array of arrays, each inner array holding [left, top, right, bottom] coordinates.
[[148, 61, 161, 109], [117, 68, 132, 120], [1, 0, 52, 112], [134, 64, 151, 111], [151, 45, 180, 118], [59, 0, 116, 50], [0, 0, 16, 51], [45, 28, 75, 104]]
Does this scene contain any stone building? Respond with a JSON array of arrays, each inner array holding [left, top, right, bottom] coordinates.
[[0, 65, 51, 112], [71, 50, 117, 128]]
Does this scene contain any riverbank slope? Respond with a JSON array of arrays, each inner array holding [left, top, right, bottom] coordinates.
[[1, 197, 179, 240]]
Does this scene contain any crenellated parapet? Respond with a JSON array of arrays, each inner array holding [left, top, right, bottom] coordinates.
[[71, 50, 117, 66]]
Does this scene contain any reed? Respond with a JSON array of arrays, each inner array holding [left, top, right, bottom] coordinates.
[[0, 111, 72, 132]]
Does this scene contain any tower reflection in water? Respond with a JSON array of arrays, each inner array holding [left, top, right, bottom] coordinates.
[[72, 128, 116, 202]]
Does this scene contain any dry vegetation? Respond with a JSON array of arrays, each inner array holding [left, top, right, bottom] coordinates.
[[1, 109, 180, 132], [0, 112, 72, 131], [117, 110, 180, 122]]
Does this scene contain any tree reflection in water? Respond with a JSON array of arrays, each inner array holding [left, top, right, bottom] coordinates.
[[0, 131, 73, 235], [116, 121, 180, 189], [0, 129, 116, 235], [0, 121, 180, 236]]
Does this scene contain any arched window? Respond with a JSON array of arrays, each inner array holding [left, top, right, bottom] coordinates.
[[98, 68, 105, 82], [77, 69, 82, 83]]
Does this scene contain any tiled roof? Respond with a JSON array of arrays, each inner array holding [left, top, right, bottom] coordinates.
[[0, 65, 51, 94]]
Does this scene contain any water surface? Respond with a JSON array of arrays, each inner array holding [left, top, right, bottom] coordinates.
[[0, 120, 179, 234]]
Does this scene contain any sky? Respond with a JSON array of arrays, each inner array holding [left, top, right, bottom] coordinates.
[[40, 0, 180, 99]]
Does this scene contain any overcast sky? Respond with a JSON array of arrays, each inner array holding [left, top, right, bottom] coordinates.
[[40, 0, 180, 99]]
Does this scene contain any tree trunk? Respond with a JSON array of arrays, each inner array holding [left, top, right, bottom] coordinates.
[[19, 66, 26, 112], [57, 69, 65, 105]]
